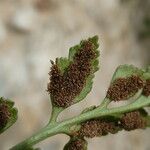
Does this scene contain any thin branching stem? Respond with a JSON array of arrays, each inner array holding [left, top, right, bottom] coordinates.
[[10, 95, 150, 150]]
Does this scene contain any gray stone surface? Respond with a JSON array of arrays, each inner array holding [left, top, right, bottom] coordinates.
[[0, 0, 149, 150]]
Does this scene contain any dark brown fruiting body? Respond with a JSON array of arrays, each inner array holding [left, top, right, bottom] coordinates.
[[120, 111, 146, 131], [77, 119, 119, 138], [0, 101, 11, 128], [64, 138, 87, 150], [106, 75, 144, 101], [142, 79, 150, 97], [47, 40, 97, 107]]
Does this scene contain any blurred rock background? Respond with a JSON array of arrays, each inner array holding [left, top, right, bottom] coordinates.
[[0, 0, 149, 149]]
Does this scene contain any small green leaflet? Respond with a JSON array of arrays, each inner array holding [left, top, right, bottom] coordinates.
[[111, 65, 145, 83], [56, 36, 100, 106], [0, 97, 18, 134]]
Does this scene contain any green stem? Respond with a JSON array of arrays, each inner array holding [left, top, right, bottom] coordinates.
[[49, 106, 63, 123], [10, 95, 150, 150], [98, 98, 110, 108]]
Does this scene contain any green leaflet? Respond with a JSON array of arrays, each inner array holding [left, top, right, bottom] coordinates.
[[111, 65, 145, 83], [0, 97, 18, 134], [56, 58, 70, 73], [56, 36, 99, 105], [105, 65, 145, 102], [143, 66, 150, 80], [63, 137, 87, 150]]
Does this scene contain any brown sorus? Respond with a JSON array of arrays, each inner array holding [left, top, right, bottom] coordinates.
[[106, 75, 144, 101], [120, 111, 146, 131], [142, 79, 150, 97], [64, 138, 86, 150], [47, 40, 97, 107], [77, 119, 118, 138], [0, 101, 11, 128]]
